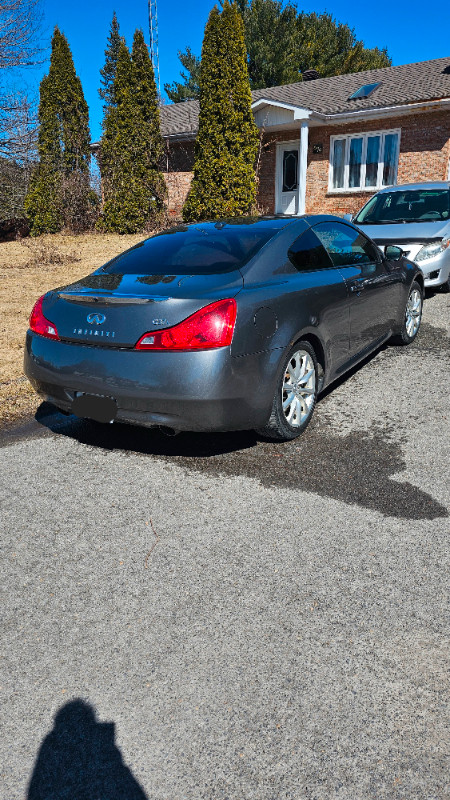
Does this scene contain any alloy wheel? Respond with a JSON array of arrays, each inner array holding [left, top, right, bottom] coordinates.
[[281, 349, 316, 427], [405, 288, 422, 338]]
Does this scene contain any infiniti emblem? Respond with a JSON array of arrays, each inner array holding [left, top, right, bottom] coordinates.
[[87, 312, 106, 324]]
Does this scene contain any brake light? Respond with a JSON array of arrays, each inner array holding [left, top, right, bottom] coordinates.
[[29, 295, 60, 340], [135, 298, 237, 351]]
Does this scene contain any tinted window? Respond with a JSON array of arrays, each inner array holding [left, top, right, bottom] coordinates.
[[313, 222, 381, 267], [103, 223, 281, 275], [282, 150, 298, 192], [288, 228, 333, 271], [354, 189, 450, 225]]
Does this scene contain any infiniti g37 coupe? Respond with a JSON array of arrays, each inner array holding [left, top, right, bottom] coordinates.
[[24, 216, 423, 441]]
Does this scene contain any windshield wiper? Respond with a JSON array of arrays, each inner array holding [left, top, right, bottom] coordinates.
[[356, 219, 404, 225]]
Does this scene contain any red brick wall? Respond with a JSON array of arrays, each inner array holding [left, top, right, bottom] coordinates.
[[164, 140, 195, 172], [163, 171, 192, 217], [164, 110, 450, 216], [256, 110, 450, 215]]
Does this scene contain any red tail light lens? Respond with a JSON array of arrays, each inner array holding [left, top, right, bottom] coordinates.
[[29, 295, 60, 340], [135, 298, 237, 351]]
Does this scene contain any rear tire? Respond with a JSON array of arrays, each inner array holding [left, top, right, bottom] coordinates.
[[256, 341, 318, 441], [390, 281, 423, 346]]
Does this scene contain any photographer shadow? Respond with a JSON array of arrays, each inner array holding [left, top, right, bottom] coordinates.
[[27, 700, 148, 800]]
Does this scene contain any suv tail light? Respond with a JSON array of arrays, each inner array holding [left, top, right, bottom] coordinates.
[[135, 298, 237, 351], [29, 295, 60, 340]]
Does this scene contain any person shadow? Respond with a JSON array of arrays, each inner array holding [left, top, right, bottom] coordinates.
[[27, 700, 148, 800]]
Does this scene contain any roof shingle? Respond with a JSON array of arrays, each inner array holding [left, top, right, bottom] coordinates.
[[160, 56, 450, 137]]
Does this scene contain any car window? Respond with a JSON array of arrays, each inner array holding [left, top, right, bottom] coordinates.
[[354, 189, 450, 224], [103, 223, 280, 275], [287, 228, 333, 271], [313, 221, 381, 267]]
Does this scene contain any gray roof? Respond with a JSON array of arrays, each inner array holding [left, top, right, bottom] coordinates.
[[160, 56, 450, 137]]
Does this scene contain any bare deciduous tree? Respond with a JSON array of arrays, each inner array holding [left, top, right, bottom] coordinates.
[[0, 89, 36, 220], [0, 0, 43, 70], [0, 0, 43, 225]]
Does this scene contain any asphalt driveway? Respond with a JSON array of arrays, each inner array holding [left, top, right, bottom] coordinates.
[[1, 291, 449, 800]]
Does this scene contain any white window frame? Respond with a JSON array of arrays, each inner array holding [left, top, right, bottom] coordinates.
[[328, 128, 401, 193]]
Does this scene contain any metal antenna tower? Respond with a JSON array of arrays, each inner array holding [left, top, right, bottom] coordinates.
[[148, 0, 161, 96]]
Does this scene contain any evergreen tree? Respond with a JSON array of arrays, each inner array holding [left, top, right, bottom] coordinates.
[[239, 0, 299, 89], [25, 27, 94, 235], [99, 31, 165, 234], [164, 47, 201, 103], [99, 11, 122, 110], [296, 11, 391, 78], [168, 0, 391, 100], [183, 1, 258, 221]]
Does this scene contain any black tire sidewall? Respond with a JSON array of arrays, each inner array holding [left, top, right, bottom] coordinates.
[[271, 340, 318, 439]]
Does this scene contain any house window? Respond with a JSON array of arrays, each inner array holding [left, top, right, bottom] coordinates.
[[329, 129, 400, 192]]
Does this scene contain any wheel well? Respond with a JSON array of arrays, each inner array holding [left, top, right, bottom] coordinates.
[[295, 333, 326, 383], [414, 272, 424, 293]]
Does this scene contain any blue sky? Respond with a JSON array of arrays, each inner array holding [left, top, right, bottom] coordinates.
[[24, 0, 450, 141]]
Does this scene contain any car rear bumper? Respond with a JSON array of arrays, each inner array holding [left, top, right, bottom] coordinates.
[[24, 332, 280, 432]]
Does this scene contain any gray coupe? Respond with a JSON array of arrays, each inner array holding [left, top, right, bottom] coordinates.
[[24, 216, 423, 440]]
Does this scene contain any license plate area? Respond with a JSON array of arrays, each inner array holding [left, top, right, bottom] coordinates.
[[71, 393, 117, 423]]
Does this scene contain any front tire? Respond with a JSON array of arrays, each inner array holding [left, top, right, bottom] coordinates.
[[256, 341, 318, 441], [391, 281, 423, 346]]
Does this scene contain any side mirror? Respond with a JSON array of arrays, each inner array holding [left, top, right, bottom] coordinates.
[[385, 245, 404, 261], [343, 213, 353, 222]]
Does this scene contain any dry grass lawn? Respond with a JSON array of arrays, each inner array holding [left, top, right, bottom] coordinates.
[[0, 232, 143, 428]]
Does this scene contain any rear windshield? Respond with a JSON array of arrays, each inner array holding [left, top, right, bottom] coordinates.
[[103, 223, 280, 275], [354, 189, 450, 225]]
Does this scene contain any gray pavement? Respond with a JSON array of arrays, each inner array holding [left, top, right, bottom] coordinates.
[[1, 291, 449, 800]]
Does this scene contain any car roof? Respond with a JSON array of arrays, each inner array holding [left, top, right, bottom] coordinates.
[[168, 215, 352, 231], [375, 181, 450, 193], [179, 217, 296, 231]]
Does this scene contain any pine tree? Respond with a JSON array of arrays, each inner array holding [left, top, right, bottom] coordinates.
[[168, 0, 391, 100], [25, 27, 94, 235], [240, 0, 299, 89], [99, 11, 122, 110], [296, 11, 391, 78], [164, 47, 201, 103], [183, 1, 259, 221], [99, 31, 166, 234]]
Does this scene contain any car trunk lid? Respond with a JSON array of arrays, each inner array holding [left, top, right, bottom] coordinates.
[[42, 270, 244, 348]]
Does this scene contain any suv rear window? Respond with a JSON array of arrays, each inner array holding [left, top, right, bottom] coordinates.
[[354, 189, 450, 225], [103, 222, 282, 275]]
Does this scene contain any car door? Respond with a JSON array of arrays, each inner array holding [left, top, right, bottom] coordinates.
[[282, 226, 351, 373], [313, 221, 399, 358]]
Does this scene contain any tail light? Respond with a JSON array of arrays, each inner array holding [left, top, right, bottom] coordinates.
[[135, 298, 237, 351], [29, 295, 60, 340]]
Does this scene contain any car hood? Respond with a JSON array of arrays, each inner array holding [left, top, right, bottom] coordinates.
[[357, 219, 450, 244], [42, 270, 244, 348]]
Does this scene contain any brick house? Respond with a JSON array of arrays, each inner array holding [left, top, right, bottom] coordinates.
[[160, 56, 450, 218]]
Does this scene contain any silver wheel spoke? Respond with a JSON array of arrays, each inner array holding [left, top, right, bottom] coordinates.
[[286, 398, 297, 424], [291, 359, 302, 380], [298, 368, 314, 386], [283, 391, 295, 410]]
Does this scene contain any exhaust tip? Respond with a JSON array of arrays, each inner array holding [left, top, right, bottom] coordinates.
[[158, 425, 179, 437]]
